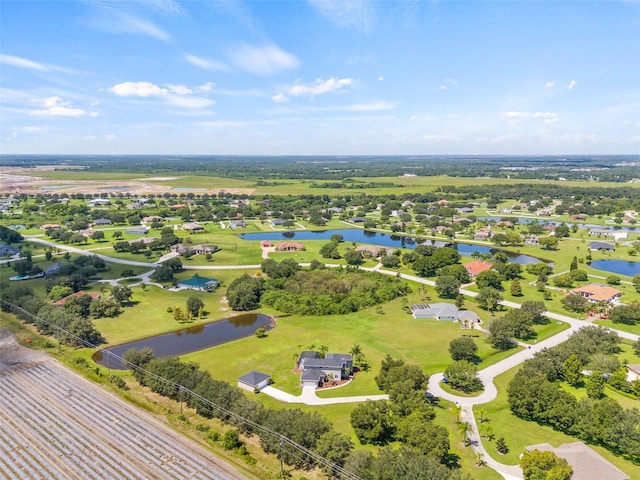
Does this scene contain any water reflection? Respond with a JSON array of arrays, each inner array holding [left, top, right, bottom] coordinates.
[[93, 314, 273, 370]]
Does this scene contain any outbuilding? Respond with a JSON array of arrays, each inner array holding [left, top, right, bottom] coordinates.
[[237, 370, 271, 392]]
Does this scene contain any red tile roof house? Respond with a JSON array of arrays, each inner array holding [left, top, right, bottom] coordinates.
[[53, 291, 101, 306], [275, 242, 305, 252], [570, 283, 622, 304], [464, 261, 493, 277]]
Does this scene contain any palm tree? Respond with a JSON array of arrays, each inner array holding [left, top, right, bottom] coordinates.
[[458, 421, 472, 446], [319, 344, 329, 358], [350, 344, 362, 365]]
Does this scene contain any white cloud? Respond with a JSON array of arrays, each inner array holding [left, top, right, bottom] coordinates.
[[184, 54, 230, 72], [0, 54, 49, 71], [111, 81, 168, 97], [568, 80, 577, 90], [342, 101, 395, 112], [196, 82, 215, 92], [105, 134, 117, 141], [378, 76, 384, 81], [110, 81, 215, 109], [83, 135, 96, 141], [504, 111, 558, 124], [308, 0, 374, 31], [272, 93, 288, 103], [30, 96, 95, 117], [165, 94, 215, 109], [289, 77, 353, 97], [229, 43, 299, 75], [84, 2, 171, 41], [168, 84, 193, 95], [545, 81, 555, 88], [273, 77, 353, 102]]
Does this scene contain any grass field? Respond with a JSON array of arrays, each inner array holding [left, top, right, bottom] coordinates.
[[480, 366, 640, 479]]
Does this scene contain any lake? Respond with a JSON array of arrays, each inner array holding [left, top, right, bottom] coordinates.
[[590, 260, 640, 277], [93, 313, 273, 370], [239, 228, 544, 265]]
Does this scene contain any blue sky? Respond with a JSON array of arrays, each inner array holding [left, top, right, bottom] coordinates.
[[1, 0, 639, 155]]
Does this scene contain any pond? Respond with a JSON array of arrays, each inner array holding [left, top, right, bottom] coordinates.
[[239, 229, 544, 265], [93, 313, 273, 370], [589, 260, 640, 277], [478, 216, 640, 233]]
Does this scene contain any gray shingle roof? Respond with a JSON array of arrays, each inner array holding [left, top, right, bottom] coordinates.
[[237, 370, 271, 387]]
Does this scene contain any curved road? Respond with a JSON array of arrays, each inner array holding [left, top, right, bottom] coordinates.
[[23, 235, 640, 479]]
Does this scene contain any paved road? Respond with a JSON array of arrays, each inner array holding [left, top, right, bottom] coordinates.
[[22, 235, 640, 480]]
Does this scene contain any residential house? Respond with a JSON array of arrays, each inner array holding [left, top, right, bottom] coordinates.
[[474, 228, 493, 240], [88, 198, 110, 206], [410, 303, 480, 324], [354, 245, 394, 258], [129, 236, 159, 246], [269, 218, 286, 227], [44, 262, 64, 276], [92, 218, 112, 226], [456, 207, 474, 214], [626, 364, 640, 382], [0, 243, 21, 257], [422, 239, 453, 248], [125, 227, 149, 235], [141, 216, 164, 224], [297, 351, 353, 387], [275, 242, 305, 252], [41, 223, 61, 230], [182, 223, 205, 233], [237, 371, 271, 392], [570, 284, 622, 304], [524, 442, 629, 480], [351, 217, 366, 223], [229, 219, 247, 229], [464, 261, 493, 277], [589, 241, 615, 252], [170, 243, 218, 256]]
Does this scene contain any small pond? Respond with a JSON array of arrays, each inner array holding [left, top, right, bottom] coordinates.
[[93, 313, 273, 370], [239, 229, 544, 265], [39, 185, 72, 190], [589, 260, 640, 277]]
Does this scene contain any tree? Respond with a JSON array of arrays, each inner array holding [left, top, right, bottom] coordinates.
[[488, 316, 516, 350], [520, 450, 572, 480], [538, 237, 558, 250], [91, 230, 105, 242], [476, 287, 503, 311], [585, 371, 605, 399], [510, 278, 523, 296], [112, 231, 123, 240], [435, 275, 460, 298], [563, 354, 583, 386], [444, 360, 483, 393], [634, 338, 640, 357], [553, 274, 574, 288], [476, 270, 504, 290], [350, 400, 395, 445], [319, 242, 340, 259], [561, 293, 590, 313], [570, 256, 578, 271], [186, 296, 204, 318], [111, 285, 132, 304], [449, 337, 478, 362], [150, 265, 175, 283], [48, 285, 73, 302], [521, 300, 547, 324], [226, 274, 263, 311], [495, 436, 509, 454], [314, 431, 354, 472], [606, 275, 621, 285], [344, 249, 363, 265]]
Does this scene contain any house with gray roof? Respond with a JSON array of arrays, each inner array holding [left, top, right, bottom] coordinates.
[[411, 303, 480, 324], [0, 243, 21, 257], [237, 370, 271, 392], [589, 241, 615, 251], [297, 351, 353, 387], [525, 442, 629, 480]]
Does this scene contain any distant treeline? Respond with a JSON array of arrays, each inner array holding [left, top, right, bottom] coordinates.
[[2, 154, 639, 182]]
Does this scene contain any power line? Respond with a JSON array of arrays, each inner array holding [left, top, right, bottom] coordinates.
[[0, 299, 362, 480]]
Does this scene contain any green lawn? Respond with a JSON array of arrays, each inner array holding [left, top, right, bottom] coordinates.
[[480, 366, 640, 479]]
